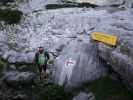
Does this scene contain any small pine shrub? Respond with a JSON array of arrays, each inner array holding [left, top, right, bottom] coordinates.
[[0, 9, 23, 24]]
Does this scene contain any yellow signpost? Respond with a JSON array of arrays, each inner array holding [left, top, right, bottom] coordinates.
[[91, 32, 118, 46]]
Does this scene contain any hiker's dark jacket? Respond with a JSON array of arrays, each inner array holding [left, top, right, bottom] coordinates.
[[35, 51, 49, 65]]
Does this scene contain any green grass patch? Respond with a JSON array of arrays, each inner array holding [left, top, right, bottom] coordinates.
[[0, 9, 23, 24], [79, 76, 133, 100]]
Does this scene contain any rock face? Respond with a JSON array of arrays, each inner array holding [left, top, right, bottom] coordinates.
[[1, 71, 36, 87], [1, 0, 133, 88], [98, 38, 133, 88], [17, 0, 59, 13], [65, 0, 123, 6], [64, 0, 133, 8], [73, 92, 95, 100], [16, 0, 133, 13], [0, 8, 108, 63], [54, 34, 107, 87]]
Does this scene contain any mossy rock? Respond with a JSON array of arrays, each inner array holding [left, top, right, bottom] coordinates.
[[0, 9, 23, 24]]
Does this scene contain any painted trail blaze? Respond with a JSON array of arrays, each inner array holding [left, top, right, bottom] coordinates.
[[91, 32, 118, 46]]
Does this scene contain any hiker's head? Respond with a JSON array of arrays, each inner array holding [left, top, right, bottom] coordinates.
[[38, 47, 44, 53]]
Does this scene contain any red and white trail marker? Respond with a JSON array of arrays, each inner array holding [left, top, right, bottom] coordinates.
[[65, 58, 76, 68]]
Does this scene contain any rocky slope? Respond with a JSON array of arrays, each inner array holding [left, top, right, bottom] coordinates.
[[1, 0, 133, 88], [64, 0, 133, 8]]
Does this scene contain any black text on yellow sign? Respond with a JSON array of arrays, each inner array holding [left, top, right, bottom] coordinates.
[[91, 32, 118, 46]]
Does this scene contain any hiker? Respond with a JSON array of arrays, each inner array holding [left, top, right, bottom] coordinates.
[[35, 47, 50, 79]]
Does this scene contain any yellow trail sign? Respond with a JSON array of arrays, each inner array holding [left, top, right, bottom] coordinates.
[[91, 32, 118, 46]]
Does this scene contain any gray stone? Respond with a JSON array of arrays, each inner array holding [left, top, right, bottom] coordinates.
[[8, 65, 16, 70], [1, 71, 36, 87], [98, 42, 133, 88], [54, 35, 107, 87], [0, 1, 133, 88], [64, 0, 124, 6], [63, 0, 133, 8], [73, 92, 95, 100], [93, 10, 133, 88], [13, 94, 29, 100]]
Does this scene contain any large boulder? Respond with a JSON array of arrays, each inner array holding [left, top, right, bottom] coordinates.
[[1, 71, 36, 87], [54, 34, 107, 87], [98, 37, 133, 88], [89, 9, 133, 88], [50, 8, 133, 88]]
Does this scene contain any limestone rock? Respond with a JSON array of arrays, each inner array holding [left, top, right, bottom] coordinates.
[[73, 92, 95, 100], [0, 2, 133, 88], [1, 71, 36, 87], [64, 0, 123, 6], [54, 35, 107, 87], [98, 40, 133, 88]]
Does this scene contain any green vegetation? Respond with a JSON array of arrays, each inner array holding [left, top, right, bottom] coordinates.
[[31, 75, 132, 100], [75, 76, 133, 100], [0, 9, 23, 24], [0, 59, 8, 72], [38, 85, 71, 100], [2, 73, 133, 100]]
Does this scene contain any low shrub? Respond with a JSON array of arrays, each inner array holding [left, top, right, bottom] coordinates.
[[0, 9, 23, 24]]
